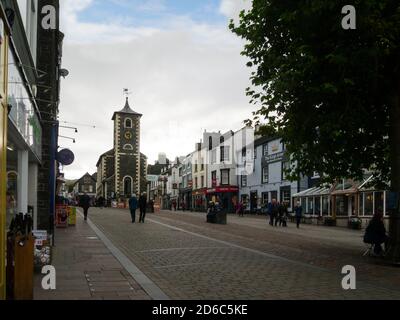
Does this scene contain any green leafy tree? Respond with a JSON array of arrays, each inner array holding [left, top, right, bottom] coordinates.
[[230, 0, 400, 262]]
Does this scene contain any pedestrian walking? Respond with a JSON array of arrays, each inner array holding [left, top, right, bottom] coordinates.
[[80, 192, 91, 221], [294, 201, 303, 228], [129, 194, 138, 223], [172, 200, 177, 211], [139, 193, 147, 223], [279, 202, 289, 227], [240, 201, 245, 217], [364, 211, 388, 256], [268, 199, 278, 226], [149, 199, 155, 213]]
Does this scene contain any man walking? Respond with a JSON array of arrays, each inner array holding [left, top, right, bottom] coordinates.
[[139, 192, 147, 223], [80, 192, 91, 221], [129, 194, 138, 223], [295, 201, 303, 228], [268, 199, 278, 226]]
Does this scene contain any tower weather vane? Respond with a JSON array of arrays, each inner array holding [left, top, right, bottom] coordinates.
[[123, 88, 132, 98]]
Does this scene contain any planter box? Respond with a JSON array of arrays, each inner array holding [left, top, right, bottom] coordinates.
[[324, 218, 337, 226], [348, 220, 362, 230], [207, 211, 227, 225]]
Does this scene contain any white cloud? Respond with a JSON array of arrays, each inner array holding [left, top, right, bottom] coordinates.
[[219, 0, 252, 20], [58, 1, 253, 179]]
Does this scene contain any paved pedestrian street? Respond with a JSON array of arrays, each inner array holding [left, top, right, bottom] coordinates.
[[72, 208, 400, 300], [33, 213, 151, 300]]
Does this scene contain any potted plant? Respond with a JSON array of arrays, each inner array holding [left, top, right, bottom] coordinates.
[[348, 217, 362, 230], [324, 216, 337, 226]]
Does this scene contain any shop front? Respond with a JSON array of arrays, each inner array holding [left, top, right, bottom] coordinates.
[[293, 176, 391, 228], [0, 7, 10, 300], [206, 186, 239, 214], [179, 187, 192, 211], [192, 189, 207, 212], [4, 33, 42, 300]]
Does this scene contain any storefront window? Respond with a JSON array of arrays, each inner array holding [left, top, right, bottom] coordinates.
[[6, 171, 18, 229], [315, 196, 321, 215], [280, 187, 291, 204], [374, 191, 384, 215], [335, 195, 347, 216], [322, 196, 329, 216], [8, 47, 42, 160], [359, 193, 364, 216], [241, 194, 249, 209], [262, 192, 268, 205], [364, 192, 373, 216], [307, 197, 314, 214]]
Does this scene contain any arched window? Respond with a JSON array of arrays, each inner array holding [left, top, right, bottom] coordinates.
[[209, 137, 212, 151], [125, 118, 132, 128], [124, 176, 133, 196], [123, 144, 134, 151]]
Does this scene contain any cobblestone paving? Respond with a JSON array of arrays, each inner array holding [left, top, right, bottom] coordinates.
[[87, 208, 400, 300], [33, 214, 151, 300]]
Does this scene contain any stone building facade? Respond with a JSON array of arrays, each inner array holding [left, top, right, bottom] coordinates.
[[96, 98, 147, 200]]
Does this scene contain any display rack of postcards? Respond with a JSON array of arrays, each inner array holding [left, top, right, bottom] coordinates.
[[33, 230, 52, 273]]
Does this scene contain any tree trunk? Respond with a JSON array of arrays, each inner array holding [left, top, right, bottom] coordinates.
[[387, 78, 400, 265]]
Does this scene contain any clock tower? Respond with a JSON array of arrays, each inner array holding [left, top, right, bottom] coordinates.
[[112, 97, 142, 197]]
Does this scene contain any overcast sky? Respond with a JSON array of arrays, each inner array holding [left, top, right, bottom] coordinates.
[[58, 0, 253, 180]]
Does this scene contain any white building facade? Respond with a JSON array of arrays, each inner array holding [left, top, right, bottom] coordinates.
[[238, 136, 309, 213]]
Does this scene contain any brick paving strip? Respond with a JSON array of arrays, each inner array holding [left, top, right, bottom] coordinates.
[[34, 211, 154, 300]]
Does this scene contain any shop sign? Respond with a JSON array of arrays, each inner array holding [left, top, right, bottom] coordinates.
[[264, 151, 285, 163], [57, 149, 75, 166], [206, 187, 239, 194], [271, 143, 279, 153]]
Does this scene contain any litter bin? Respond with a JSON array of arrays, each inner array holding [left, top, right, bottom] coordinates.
[[206, 206, 227, 225], [216, 211, 227, 225]]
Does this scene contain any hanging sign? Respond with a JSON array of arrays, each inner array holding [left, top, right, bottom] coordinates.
[[57, 149, 75, 166]]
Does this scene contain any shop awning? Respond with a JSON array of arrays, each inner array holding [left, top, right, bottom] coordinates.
[[293, 186, 331, 198]]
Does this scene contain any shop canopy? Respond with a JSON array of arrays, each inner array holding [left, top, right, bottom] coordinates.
[[293, 175, 376, 198], [293, 186, 331, 198]]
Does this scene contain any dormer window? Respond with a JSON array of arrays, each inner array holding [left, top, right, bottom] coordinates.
[[125, 118, 132, 128]]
